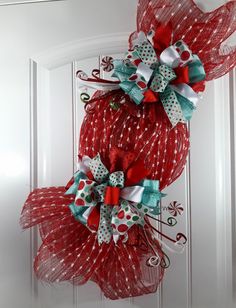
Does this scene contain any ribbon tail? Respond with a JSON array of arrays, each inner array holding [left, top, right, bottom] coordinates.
[[69, 203, 89, 225], [111, 200, 142, 239], [170, 84, 199, 121], [175, 92, 195, 121], [97, 203, 113, 244], [160, 86, 185, 127]]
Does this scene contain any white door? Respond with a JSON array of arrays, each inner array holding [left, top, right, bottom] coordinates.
[[0, 1, 235, 308]]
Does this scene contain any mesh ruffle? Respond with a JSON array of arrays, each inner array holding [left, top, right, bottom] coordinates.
[[79, 94, 190, 191], [134, 0, 236, 80], [21, 188, 164, 299]]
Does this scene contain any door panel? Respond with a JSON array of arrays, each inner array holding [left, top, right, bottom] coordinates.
[[0, 1, 235, 308]]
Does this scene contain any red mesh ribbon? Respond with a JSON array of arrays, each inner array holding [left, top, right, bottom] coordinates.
[[79, 95, 190, 191], [20, 188, 165, 299], [133, 0, 236, 80]]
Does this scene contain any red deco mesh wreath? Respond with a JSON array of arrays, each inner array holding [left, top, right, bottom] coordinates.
[[20, 0, 236, 300]]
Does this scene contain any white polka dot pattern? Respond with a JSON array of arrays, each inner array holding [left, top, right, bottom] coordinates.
[[89, 154, 109, 183], [136, 42, 157, 66], [109, 171, 124, 187], [160, 87, 185, 127]]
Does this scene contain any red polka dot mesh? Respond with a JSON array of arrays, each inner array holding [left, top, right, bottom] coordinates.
[[20, 0, 236, 300]]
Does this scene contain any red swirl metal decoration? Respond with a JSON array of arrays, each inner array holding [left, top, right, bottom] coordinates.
[[20, 0, 236, 300]]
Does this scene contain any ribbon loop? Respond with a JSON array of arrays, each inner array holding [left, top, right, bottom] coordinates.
[[160, 86, 185, 127], [89, 154, 109, 183], [119, 81, 144, 105], [141, 179, 163, 213], [150, 64, 176, 93], [108, 171, 125, 187], [104, 186, 121, 206]]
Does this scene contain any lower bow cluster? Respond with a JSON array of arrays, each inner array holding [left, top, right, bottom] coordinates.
[[65, 149, 164, 244]]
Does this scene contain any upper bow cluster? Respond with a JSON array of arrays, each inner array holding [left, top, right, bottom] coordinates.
[[112, 24, 206, 126], [77, 24, 206, 127], [65, 148, 164, 244]]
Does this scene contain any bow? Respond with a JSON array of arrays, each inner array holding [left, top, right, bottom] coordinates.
[[76, 24, 206, 126], [65, 149, 164, 244], [112, 25, 206, 126]]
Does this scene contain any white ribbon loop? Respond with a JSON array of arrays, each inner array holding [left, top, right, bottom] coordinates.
[[170, 83, 200, 107], [160, 46, 181, 68], [77, 155, 92, 174], [120, 186, 145, 203]]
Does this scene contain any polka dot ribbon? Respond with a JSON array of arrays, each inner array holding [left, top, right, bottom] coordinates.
[[65, 154, 164, 244]]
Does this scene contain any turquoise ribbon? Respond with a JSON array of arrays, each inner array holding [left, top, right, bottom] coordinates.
[[188, 55, 206, 83], [119, 81, 144, 105], [175, 91, 196, 121], [141, 180, 164, 214], [112, 60, 136, 82], [65, 171, 87, 195], [69, 203, 88, 225]]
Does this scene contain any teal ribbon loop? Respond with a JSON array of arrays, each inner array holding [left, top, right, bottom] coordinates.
[[112, 60, 136, 82], [150, 64, 176, 93], [65, 171, 87, 195], [188, 55, 206, 83], [175, 91, 196, 121], [141, 180, 162, 206], [69, 203, 88, 225], [119, 81, 144, 105]]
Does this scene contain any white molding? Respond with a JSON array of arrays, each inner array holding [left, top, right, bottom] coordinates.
[[229, 68, 236, 305], [29, 59, 39, 304], [214, 74, 233, 308], [185, 150, 193, 308], [32, 32, 129, 70], [0, 0, 64, 5]]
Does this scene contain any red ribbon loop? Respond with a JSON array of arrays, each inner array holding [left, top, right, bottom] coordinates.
[[104, 186, 121, 206]]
